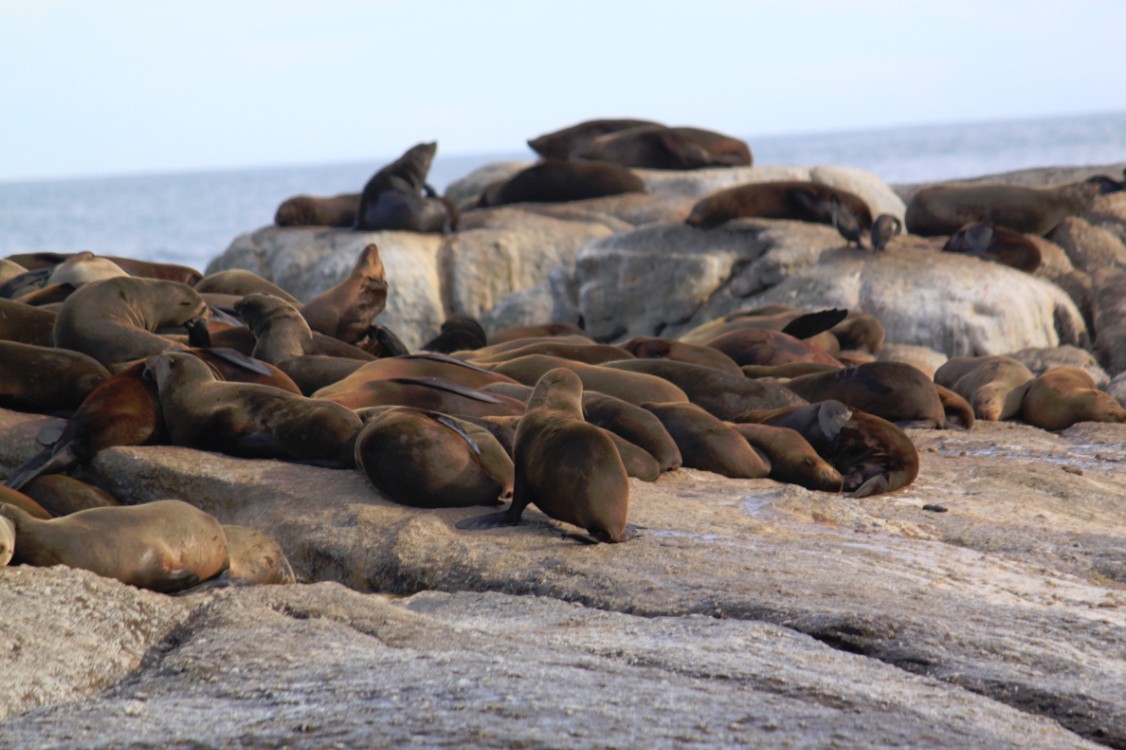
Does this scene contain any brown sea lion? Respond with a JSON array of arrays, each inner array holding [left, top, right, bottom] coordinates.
[[705, 328, 843, 368], [318, 374, 526, 418], [1020, 366, 1126, 431], [468, 340, 633, 366], [905, 180, 1119, 237], [458, 334, 595, 362], [354, 406, 514, 508], [0, 298, 56, 346], [477, 159, 646, 207], [315, 352, 516, 395], [5, 252, 202, 285], [53, 276, 210, 367], [0, 499, 229, 593], [870, 214, 902, 251], [487, 322, 590, 345], [742, 362, 841, 379], [527, 118, 664, 160], [146, 351, 362, 466], [829, 313, 885, 354], [574, 125, 752, 169], [422, 316, 488, 354], [487, 354, 688, 406], [457, 368, 632, 543], [643, 401, 770, 479], [677, 305, 839, 350], [354, 142, 437, 230], [221, 525, 296, 585], [0, 258, 27, 285], [0, 341, 111, 413], [686, 181, 873, 231], [0, 514, 13, 566], [618, 336, 744, 375], [942, 222, 1042, 273], [727, 422, 843, 492], [783, 362, 948, 427], [300, 243, 388, 344], [356, 189, 457, 233], [933, 384, 976, 429], [45, 251, 128, 286], [0, 486, 53, 519], [194, 269, 301, 306], [275, 192, 361, 228], [15, 282, 79, 307], [935, 355, 1034, 421], [21, 475, 120, 517]]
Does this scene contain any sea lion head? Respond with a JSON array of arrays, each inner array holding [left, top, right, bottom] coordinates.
[[275, 196, 316, 226], [527, 367, 584, 418]]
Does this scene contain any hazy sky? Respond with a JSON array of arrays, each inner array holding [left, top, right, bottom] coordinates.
[[2, 0, 1124, 182]]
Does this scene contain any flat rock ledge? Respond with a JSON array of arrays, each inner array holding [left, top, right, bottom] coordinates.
[[2, 405, 1125, 748]]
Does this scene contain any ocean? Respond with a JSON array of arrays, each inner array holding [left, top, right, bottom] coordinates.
[[2, 111, 1124, 274]]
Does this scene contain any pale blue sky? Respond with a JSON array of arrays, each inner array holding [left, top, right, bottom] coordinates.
[[2, 0, 1124, 182]]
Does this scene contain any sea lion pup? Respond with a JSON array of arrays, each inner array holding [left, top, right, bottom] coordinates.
[[942, 222, 1042, 273], [457, 368, 633, 544], [573, 125, 753, 169], [727, 422, 843, 492], [1020, 366, 1126, 431], [357, 188, 458, 234], [685, 181, 873, 231], [221, 525, 296, 585], [21, 475, 120, 517], [905, 178, 1122, 237], [870, 214, 902, 251], [642, 401, 770, 479], [0, 341, 110, 413], [487, 322, 590, 345], [935, 355, 1035, 421], [526, 117, 665, 160], [354, 142, 438, 230], [782, 361, 949, 427], [354, 406, 514, 508], [275, 192, 361, 228], [603, 359, 805, 421], [477, 159, 646, 207], [487, 354, 688, 406], [422, 316, 488, 354], [0, 499, 229, 593], [194, 269, 301, 306], [52, 276, 210, 368], [300, 243, 388, 344], [618, 336, 744, 375], [146, 351, 362, 467], [704, 328, 843, 368]]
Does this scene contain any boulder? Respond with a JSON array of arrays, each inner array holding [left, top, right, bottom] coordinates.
[[1007, 345, 1110, 386], [1049, 216, 1126, 274], [1092, 268, 1126, 375], [875, 344, 949, 380]]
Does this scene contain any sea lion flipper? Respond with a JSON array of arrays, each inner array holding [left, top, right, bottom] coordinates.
[[781, 309, 849, 340], [367, 325, 410, 358], [171, 570, 233, 596], [37, 422, 65, 447], [388, 377, 503, 404], [852, 474, 889, 498], [185, 317, 212, 348], [4, 443, 79, 491], [430, 413, 483, 456], [205, 347, 275, 377]]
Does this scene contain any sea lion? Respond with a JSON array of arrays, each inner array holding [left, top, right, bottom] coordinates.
[[0, 341, 111, 413], [354, 142, 437, 230], [318, 374, 526, 418], [1020, 366, 1126, 430], [21, 475, 121, 517], [727, 422, 843, 492], [704, 328, 843, 368], [783, 362, 949, 427], [0, 298, 56, 346], [573, 125, 752, 169], [685, 181, 873, 231], [0, 499, 229, 593], [194, 269, 301, 306], [870, 214, 902, 251], [527, 118, 664, 160], [487, 322, 590, 345], [422, 316, 488, 354], [468, 340, 633, 366], [829, 313, 885, 354], [457, 368, 632, 543], [275, 192, 361, 228], [300, 243, 388, 344], [942, 222, 1042, 273], [44, 252, 128, 286], [642, 401, 770, 479], [4, 252, 202, 285], [314, 352, 516, 397], [617, 336, 743, 375], [935, 355, 1034, 421], [0, 486, 53, 519], [477, 159, 646, 207], [458, 334, 595, 362], [356, 189, 457, 233], [354, 406, 514, 508], [0, 258, 27, 285], [146, 351, 362, 466], [0, 514, 13, 566], [828, 194, 864, 247], [487, 354, 688, 406], [905, 179, 1119, 237], [52, 276, 210, 367], [221, 525, 296, 585]]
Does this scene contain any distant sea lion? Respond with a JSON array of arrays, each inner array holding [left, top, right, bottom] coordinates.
[[477, 159, 646, 207], [422, 316, 488, 354], [221, 525, 296, 585], [0, 499, 229, 593], [574, 125, 752, 169], [727, 422, 843, 492], [686, 181, 873, 231], [300, 243, 388, 344], [870, 214, 902, 251], [53, 276, 210, 367], [0, 341, 110, 413], [1020, 366, 1126, 430], [355, 406, 514, 508], [457, 368, 633, 543], [356, 189, 457, 233], [275, 192, 361, 228], [935, 355, 1034, 421], [527, 118, 664, 160], [195, 269, 301, 306], [942, 222, 1042, 272], [146, 351, 362, 466], [487, 354, 688, 406], [905, 179, 1120, 237], [354, 142, 438, 231], [642, 401, 770, 479], [21, 475, 120, 517], [829, 313, 885, 354]]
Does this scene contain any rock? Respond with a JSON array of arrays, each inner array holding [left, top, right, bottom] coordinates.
[[443, 160, 529, 208], [894, 161, 1126, 205], [876, 344, 948, 380], [1109, 372, 1126, 406], [1007, 345, 1110, 386], [1049, 216, 1126, 274], [1092, 268, 1126, 375]]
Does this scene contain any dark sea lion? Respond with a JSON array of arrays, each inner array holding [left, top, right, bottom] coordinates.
[[146, 351, 362, 466], [0, 341, 111, 413], [905, 180, 1119, 237], [705, 328, 843, 368], [221, 525, 296, 585], [783, 361, 948, 427], [0, 486, 53, 519], [356, 189, 457, 233], [487, 322, 590, 345], [618, 336, 743, 375], [0, 298, 56, 346], [942, 222, 1042, 272], [318, 374, 526, 418], [1020, 366, 1126, 431], [354, 406, 514, 508], [194, 269, 301, 306], [935, 355, 1034, 421], [469, 340, 633, 366], [870, 214, 902, 251], [0, 499, 229, 593], [53, 276, 209, 367], [642, 401, 770, 479], [477, 159, 646, 207], [488, 354, 688, 406], [727, 422, 843, 492], [21, 475, 120, 517], [828, 194, 864, 247], [527, 118, 664, 160], [354, 142, 437, 231], [300, 243, 388, 344], [422, 316, 488, 354], [686, 181, 873, 230], [275, 192, 361, 228], [829, 313, 885, 354], [741, 362, 841, 379], [603, 358, 805, 421], [457, 368, 632, 543], [314, 354, 517, 403], [574, 125, 752, 169]]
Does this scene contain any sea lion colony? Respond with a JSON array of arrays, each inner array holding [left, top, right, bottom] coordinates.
[[1, 118, 1124, 593]]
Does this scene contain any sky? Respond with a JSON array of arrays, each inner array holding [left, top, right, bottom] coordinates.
[[2, 0, 1125, 182]]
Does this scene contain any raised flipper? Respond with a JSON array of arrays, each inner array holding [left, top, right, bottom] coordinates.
[[781, 308, 849, 340], [852, 474, 889, 498], [185, 317, 212, 348], [4, 443, 80, 491]]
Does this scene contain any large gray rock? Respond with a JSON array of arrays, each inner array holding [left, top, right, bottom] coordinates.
[[893, 161, 1126, 205], [1093, 267, 1126, 375], [1050, 216, 1126, 274]]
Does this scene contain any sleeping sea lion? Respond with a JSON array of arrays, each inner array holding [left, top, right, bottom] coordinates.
[[642, 401, 770, 479], [1020, 366, 1126, 430], [275, 192, 361, 228], [478, 159, 646, 207], [527, 118, 664, 160], [300, 243, 388, 344], [686, 181, 873, 231], [0, 341, 111, 413], [573, 125, 752, 169]]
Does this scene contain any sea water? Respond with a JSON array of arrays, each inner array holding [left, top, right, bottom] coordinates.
[[1, 111, 1124, 273]]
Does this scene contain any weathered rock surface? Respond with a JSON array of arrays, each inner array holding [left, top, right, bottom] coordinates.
[[1051, 216, 1126, 275], [1093, 267, 1126, 375]]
